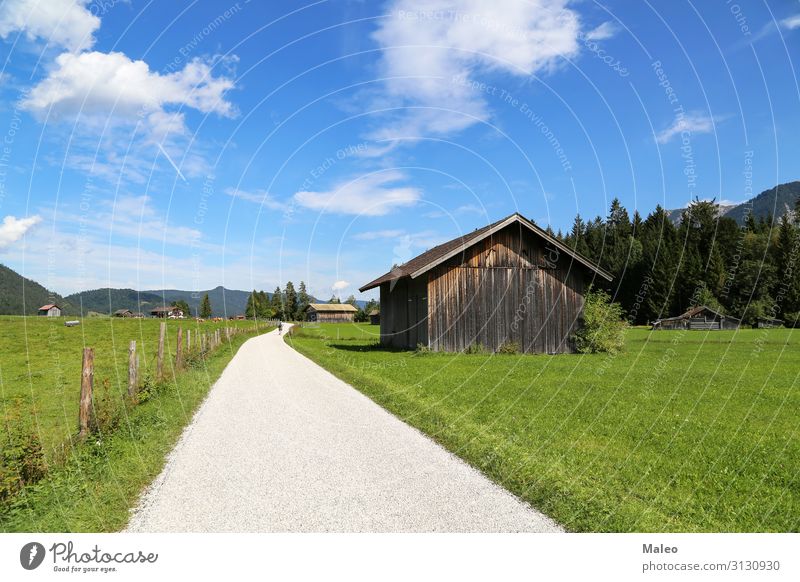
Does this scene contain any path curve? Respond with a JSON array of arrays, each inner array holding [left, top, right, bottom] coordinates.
[[126, 327, 562, 532]]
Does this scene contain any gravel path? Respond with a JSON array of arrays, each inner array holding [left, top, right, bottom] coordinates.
[[126, 327, 562, 532]]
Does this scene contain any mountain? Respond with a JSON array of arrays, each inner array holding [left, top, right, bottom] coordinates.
[[63, 288, 166, 316], [667, 181, 800, 225], [0, 264, 71, 316], [724, 181, 800, 224], [142, 286, 252, 317]]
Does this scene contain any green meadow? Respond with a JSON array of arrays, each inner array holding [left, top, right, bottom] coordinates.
[[287, 323, 799, 532], [0, 315, 272, 532]]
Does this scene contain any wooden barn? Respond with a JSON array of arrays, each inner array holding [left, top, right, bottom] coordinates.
[[305, 303, 358, 323], [358, 213, 612, 354], [38, 304, 61, 317], [652, 305, 741, 331], [113, 309, 133, 317], [368, 309, 380, 325], [755, 316, 783, 329], [150, 306, 183, 318]]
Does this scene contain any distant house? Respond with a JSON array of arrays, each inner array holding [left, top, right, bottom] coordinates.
[[359, 212, 612, 353], [652, 306, 741, 331], [150, 306, 183, 318], [368, 309, 380, 325], [113, 309, 133, 318], [38, 304, 61, 317], [305, 303, 358, 323], [755, 316, 783, 329]]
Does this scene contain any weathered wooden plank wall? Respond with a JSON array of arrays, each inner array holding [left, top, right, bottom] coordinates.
[[315, 312, 355, 323], [421, 223, 586, 353], [379, 276, 427, 348]]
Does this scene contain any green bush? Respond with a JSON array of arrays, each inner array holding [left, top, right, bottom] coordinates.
[[464, 342, 488, 354], [574, 289, 628, 354], [90, 378, 124, 436], [1, 403, 47, 503], [498, 341, 521, 354]]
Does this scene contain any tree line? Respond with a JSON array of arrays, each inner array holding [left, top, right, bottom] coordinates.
[[243, 282, 380, 322], [560, 197, 800, 326]]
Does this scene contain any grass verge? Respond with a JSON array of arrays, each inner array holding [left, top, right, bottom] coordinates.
[[1, 327, 270, 532], [286, 324, 799, 532]]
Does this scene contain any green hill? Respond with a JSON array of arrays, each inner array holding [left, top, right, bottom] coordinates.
[[142, 286, 252, 317], [63, 288, 166, 316], [0, 264, 70, 315]]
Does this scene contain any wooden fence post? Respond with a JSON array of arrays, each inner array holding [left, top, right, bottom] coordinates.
[[128, 340, 137, 399], [157, 322, 166, 381], [176, 327, 184, 369], [187, 329, 191, 351], [78, 347, 94, 439]]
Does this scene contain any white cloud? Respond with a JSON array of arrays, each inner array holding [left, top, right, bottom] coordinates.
[[294, 171, 421, 216], [22, 51, 237, 127], [0, 214, 41, 248], [365, 0, 581, 144], [781, 15, 800, 30], [0, 0, 100, 52], [21, 51, 237, 183], [225, 187, 288, 211], [331, 280, 349, 291], [655, 113, 714, 144], [52, 194, 211, 250], [584, 21, 619, 41]]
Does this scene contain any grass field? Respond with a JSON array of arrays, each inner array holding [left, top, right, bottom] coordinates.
[[287, 323, 799, 532], [0, 315, 266, 460], [0, 316, 272, 532]]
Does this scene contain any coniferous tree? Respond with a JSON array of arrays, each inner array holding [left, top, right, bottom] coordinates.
[[199, 293, 212, 318], [257, 291, 270, 318], [284, 281, 298, 321], [297, 282, 310, 321], [271, 286, 284, 320], [245, 290, 258, 319]]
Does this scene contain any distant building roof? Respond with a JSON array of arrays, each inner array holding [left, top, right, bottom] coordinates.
[[150, 306, 178, 313], [368, 309, 379, 316], [306, 303, 358, 312], [657, 305, 741, 323], [114, 309, 132, 315], [39, 304, 59, 310]]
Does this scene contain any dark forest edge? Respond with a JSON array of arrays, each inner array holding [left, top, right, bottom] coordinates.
[[558, 190, 800, 327]]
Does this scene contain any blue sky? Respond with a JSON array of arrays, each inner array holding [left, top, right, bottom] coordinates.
[[0, 0, 798, 300]]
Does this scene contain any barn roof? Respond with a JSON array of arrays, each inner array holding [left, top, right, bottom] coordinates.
[[150, 306, 177, 313], [359, 212, 612, 292], [114, 309, 132, 315], [368, 309, 379, 316], [39, 304, 59, 310], [657, 305, 741, 323], [306, 303, 358, 312]]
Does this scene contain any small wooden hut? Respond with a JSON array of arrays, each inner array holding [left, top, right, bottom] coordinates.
[[359, 212, 612, 353], [368, 309, 380, 325], [113, 309, 133, 317], [652, 305, 740, 331], [755, 316, 783, 329], [150, 306, 183, 318], [305, 303, 358, 323], [38, 304, 61, 317]]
